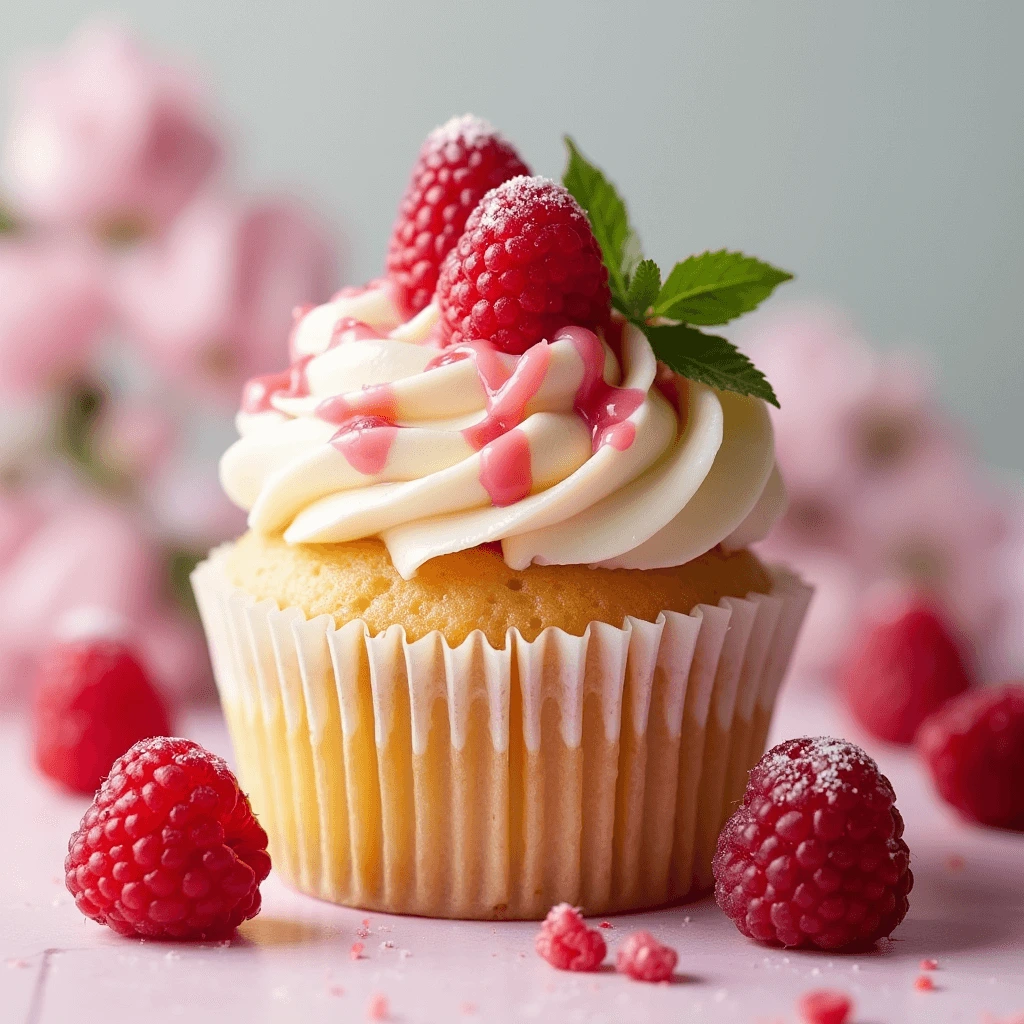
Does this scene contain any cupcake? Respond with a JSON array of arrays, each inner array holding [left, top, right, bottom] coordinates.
[[192, 116, 811, 919]]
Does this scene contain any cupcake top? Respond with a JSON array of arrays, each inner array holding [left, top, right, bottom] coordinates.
[[220, 118, 791, 580]]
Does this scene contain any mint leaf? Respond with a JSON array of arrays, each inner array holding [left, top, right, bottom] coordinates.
[[624, 259, 660, 319], [562, 137, 640, 304], [644, 324, 779, 407], [654, 250, 792, 325]]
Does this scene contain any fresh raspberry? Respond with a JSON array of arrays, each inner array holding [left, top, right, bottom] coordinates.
[[386, 115, 530, 316], [534, 903, 606, 972], [615, 930, 678, 982], [839, 599, 972, 744], [436, 175, 611, 354], [916, 683, 1024, 830], [65, 736, 270, 939], [713, 736, 913, 951], [797, 989, 853, 1024], [32, 638, 171, 795]]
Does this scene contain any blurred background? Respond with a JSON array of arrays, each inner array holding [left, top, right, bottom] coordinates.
[[0, 2, 1022, 719]]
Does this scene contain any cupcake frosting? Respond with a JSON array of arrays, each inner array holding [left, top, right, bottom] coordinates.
[[220, 282, 785, 579]]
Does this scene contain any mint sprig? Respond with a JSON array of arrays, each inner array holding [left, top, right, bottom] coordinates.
[[562, 137, 789, 407]]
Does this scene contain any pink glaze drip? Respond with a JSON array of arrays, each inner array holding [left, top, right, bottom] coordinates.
[[479, 428, 532, 507], [328, 317, 385, 349], [316, 382, 398, 425], [330, 416, 398, 476], [287, 303, 316, 362], [559, 326, 645, 452], [426, 339, 513, 392], [462, 342, 551, 450], [241, 355, 313, 414]]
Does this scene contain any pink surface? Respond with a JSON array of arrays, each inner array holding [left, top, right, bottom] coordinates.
[[2, 682, 1022, 1024]]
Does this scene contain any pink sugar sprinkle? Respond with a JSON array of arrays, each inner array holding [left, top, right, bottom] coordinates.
[[350, 941, 365, 960], [914, 975, 936, 992], [920, 958, 939, 970], [367, 992, 389, 1020]]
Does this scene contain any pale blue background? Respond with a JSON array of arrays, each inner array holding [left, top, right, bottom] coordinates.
[[3, 1, 1022, 469]]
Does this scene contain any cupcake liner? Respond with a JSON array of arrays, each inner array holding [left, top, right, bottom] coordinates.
[[192, 549, 811, 919]]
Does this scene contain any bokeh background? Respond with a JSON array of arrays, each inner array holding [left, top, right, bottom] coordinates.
[[0, 2, 1022, 719], [4, 0, 1021, 469]]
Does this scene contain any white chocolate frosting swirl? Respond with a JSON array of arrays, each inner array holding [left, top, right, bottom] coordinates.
[[220, 282, 784, 579]]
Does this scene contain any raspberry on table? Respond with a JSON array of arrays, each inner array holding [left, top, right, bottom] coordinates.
[[436, 175, 611, 354], [917, 683, 1024, 830], [797, 989, 853, 1024], [713, 736, 913, 951], [32, 638, 171, 795], [838, 599, 972, 745], [615, 930, 678, 982], [534, 903, 607, 972], [65, 736, 270, 940], [386, 115, 530, 316]]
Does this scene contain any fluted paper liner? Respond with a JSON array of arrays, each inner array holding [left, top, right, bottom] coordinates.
[[192, 549, 810, 919]]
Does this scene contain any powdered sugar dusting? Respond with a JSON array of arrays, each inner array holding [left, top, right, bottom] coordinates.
[[429, 114, 503, 149], [475, 175, 583, 233], [757, 736, 886, 804]]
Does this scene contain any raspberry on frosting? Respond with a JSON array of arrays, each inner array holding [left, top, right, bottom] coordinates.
[[386, 115, 530, 316], [713, 736, 913, 951], [65, 736, 270, 939], [917, 683, 1024, 830], [436, 175, 611, 354]]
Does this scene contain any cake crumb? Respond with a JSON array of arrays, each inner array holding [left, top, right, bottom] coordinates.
[[380, 940, 395, 950]]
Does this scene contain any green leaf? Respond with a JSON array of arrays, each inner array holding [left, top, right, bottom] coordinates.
[[0, 204, 15, 234], [624, 259, 661, 319], [562, 136, 640, 304], [644, 323, 779, 407], [654, 250, 792, 325]]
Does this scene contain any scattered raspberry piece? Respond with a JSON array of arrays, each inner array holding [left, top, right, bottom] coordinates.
[[917, 683, 1024, 830], [32, 638, 171, 794], [945, 854, 966, 872], [920, 958, 939, 970], [367, 992, 389, 1020], [350, 941, 365, 960], [64, 736, 270, 939], [797, 989, 853, 1024], [713, 736, 913, 951], [534, 903, 606, 972], [386, 115, 530, 316], [615, 930, 678, 982], [838, 599, 972, 745], [436, 175, 611, 354], [914, 974, 935, 991], [599, 921, 613, 929]]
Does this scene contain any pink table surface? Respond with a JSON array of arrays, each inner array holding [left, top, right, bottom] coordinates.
[[2, 680, 1022, 1024]]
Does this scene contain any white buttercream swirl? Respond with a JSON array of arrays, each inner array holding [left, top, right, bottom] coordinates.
[[220, 283, 784, 579]]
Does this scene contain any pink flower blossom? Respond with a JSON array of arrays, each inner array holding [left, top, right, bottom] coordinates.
[[2, 23, 220, 235], [0, 239, 108, 395], [114, 192, 336, 403]]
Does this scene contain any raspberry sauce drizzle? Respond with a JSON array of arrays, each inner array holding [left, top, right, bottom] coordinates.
[[559, 326, 645, 452], [479, 429, 532, 506], [330, 416, 398, 476], [315, 383, 398, 425], [241, 354, 314, 414]]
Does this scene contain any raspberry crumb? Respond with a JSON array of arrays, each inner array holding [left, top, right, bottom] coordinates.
[[615, 930, 678, 983], [535, 903, 606, 972], [599, 921, 613, 929], [460, 1002, 477, 1014], [328, 985, 345, 997], [796, 989, 854, 1024], [366, 992, 389, 1020], [350, 941, 364, 960], [914, 974, 935, 991], [946, 854, 966, 872], [920, 958, 939, 970]]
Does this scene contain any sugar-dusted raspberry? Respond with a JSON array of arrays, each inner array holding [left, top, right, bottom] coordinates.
[[839, 599, 972, 744], [386, 115, 530, 316], [615, 930, 678, 982], [797, 989, 853, 1024], [713, 736, 913, 951], [33, 638, 171, 795], [534, 903, 606, 972], [65, 736, 270, 939], [917, 683, 1024, 830], [436, 175, 611, 354]]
